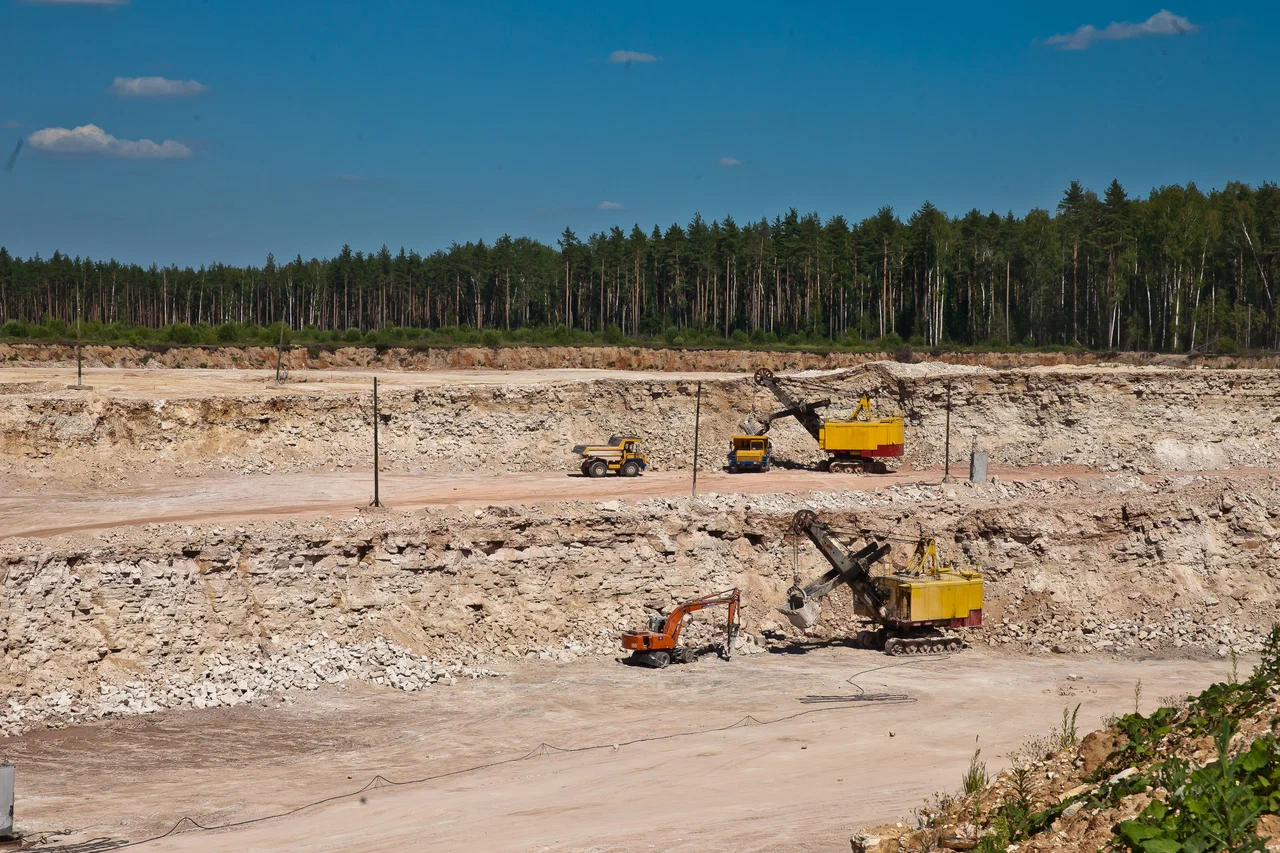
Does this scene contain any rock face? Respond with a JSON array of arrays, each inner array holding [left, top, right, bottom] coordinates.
[[2, 473, 1278, 734], [4, 363, 1280, 487]]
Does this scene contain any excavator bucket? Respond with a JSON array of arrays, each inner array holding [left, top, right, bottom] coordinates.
[[777, 600, 821, 630], [776, 585, 821, 630]]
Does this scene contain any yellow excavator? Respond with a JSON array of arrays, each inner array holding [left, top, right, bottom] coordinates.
[[778, 510, 983, 655], [742, 368, 904, 474]]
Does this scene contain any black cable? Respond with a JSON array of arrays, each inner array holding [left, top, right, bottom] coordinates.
[[61, 656, 939, 851]]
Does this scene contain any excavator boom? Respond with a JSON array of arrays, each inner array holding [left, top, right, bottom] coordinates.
[[753, 368, 826, 441], [780, 509, 890, 629]]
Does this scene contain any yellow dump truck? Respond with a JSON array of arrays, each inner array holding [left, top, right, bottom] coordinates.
[[572, 435, 649, 478], [727, 435, 772, 473]]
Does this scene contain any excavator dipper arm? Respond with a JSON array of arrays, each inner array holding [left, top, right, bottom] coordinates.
[[662, 589, 740, 647]]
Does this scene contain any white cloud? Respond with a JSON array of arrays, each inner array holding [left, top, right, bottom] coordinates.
[[598, 201, 625, 211], [27, 124, 192, 159], [4, 121, 22, 130], [718, 157, 743, 167], [607, 50, 658, 64], [1046, 9, 1197, 50], [109, 76, 208, 98]]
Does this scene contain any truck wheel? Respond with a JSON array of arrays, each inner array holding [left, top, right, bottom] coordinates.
[[761, 459, 770, 473], [588, 460, 608, 478], [621, 460, 639, 477]]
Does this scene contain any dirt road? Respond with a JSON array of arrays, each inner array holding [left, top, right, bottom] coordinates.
[[0, 465, 1110, 540], [0, 366, 746, 398], [9, 649, 1231, 853]]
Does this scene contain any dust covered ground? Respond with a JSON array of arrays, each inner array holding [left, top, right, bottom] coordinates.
[[2, 354, 1278, 852], [7, 650, 1241, 853]]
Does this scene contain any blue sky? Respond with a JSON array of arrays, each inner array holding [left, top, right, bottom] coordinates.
[[1, 1, 1274, 267]]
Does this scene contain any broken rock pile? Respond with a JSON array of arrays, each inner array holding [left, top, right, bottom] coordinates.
[[0, 636, 496, 736]]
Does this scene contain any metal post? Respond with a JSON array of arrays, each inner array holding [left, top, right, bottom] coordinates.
[[274, 318, 286, 384], [691, 381, 702, 497], [370, 376, 382, 507], [67, 285, 91, 391], [943, 382, 952, 483], [75, 282, 82, 387]]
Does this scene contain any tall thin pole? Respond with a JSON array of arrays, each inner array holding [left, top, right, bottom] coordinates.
[[943, 382, 952, 483], [370, 376, 382, 507], [274, 318, 286, 384], [691, 381, 702, 497], [75, 288, 83, 387]]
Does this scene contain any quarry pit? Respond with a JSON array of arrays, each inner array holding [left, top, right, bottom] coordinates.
[[1, 348, 1278, 852]]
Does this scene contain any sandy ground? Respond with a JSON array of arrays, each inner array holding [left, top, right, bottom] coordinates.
[[9, 649, 1233, 853], [0, 465, 1108, 540], [0, 366, 746, 398]]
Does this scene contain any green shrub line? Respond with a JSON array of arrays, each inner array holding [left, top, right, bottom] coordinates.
[[2, 317, 1267, 358]]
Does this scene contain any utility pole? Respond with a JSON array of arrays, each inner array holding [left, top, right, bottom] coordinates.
[[943, 382, 952, 484], [75, 295, 83, 388], [691, 381, 702, 497], [274, 317, 287, 385], [68, 283, 90, 391], [369, 376, 382, 508]]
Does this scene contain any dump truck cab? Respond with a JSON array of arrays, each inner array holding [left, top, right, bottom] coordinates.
[[727, 435, 772, 473], [572, 435, 649, 478]]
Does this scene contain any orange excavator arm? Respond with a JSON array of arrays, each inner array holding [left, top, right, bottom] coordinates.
[[621, 588, 741, 668], [661, 589, 741, 647]]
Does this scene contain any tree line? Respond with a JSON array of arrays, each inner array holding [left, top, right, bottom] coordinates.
[[2, 179, 1277, 353]]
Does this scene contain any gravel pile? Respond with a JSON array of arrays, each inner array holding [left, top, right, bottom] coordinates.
[[0, 636, 497, 736]]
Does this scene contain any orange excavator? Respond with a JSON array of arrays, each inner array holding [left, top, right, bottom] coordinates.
[[621, 588, 741, 668]]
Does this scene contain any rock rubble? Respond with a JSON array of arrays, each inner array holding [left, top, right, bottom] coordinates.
[[0, 636, 496, 736]]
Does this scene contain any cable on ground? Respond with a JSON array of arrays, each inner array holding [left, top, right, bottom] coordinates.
[[33, 656, 945, 851]]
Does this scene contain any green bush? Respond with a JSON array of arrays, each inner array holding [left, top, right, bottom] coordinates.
[[166, 323, 198, 344], [1, 320, 31, 338]]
